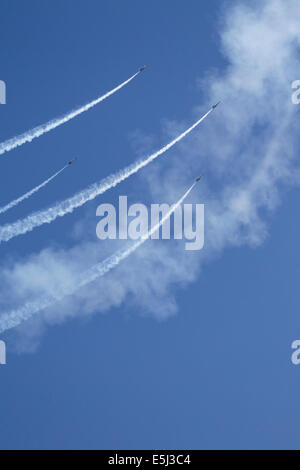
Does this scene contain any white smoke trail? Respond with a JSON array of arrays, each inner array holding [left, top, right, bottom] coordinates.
[[0, 165, 68, 215], [0, 182, 195, 333], [0, 108, 213, 243], [0, 72, 139, 156]]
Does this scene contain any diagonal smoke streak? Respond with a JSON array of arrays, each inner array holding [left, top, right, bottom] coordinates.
[[0, 165, 68, 215], [0, 182, 196, 333], [0, 108, 212, 243], [0, 72, 139, 156]]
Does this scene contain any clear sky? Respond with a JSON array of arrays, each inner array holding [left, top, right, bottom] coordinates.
[[0, 0, 300, 450]]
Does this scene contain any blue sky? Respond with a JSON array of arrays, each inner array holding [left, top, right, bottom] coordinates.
[[0, 0, 300, 450]]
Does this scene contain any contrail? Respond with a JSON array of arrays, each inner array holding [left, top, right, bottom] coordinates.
[[0, 107, 213, 243], [0, 72, 140, 157], [0, 165, 68, 215], [0, 182, 196, 333]]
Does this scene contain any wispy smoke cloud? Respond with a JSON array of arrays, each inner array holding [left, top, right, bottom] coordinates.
[[1, 0, 300, 350], [0, 183, 195, 333]]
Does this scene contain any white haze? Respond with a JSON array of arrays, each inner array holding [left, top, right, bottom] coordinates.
[[0, 183, 195, 334], [1, 0, 300, 351]]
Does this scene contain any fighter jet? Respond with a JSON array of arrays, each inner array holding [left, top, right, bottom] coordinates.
[[195, 175, 202, 182], [139, 65, 147, 72], [212, 101, 221, 109], [68, 158, 77, 165]]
